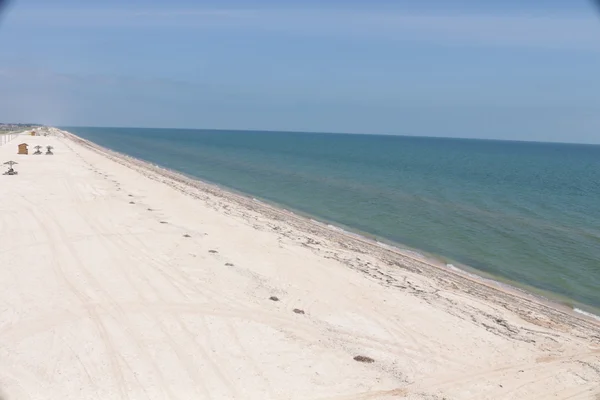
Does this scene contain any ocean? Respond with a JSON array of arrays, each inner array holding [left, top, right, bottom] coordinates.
[[66, 127, 600, 314]]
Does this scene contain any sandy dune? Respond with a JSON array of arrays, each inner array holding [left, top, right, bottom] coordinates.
[[0, 130, 598, 400]]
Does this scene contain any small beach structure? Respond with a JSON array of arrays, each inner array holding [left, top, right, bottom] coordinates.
[[3, 161, 18, 175], [17, 143, 28, 155], [33, 145, 43, 155], [46, 146, 54, 155]]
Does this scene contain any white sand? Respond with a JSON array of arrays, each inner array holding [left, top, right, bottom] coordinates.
[[0, 130, 599, 400]]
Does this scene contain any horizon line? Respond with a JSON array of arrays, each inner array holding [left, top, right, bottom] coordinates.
[[54, 124, 600, 147]]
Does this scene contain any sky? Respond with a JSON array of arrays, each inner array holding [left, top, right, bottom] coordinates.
[[1, 0, 600, 143]]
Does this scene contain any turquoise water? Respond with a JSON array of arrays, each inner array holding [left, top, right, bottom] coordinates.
[[66, 127, 600, 311]]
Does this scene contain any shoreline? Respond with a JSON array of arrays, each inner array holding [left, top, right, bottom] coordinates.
[[61, 129, 600, 328], [60, 127, 600, 314]]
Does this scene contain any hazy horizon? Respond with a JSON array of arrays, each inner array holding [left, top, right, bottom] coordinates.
[[46, 125, 597, 146]]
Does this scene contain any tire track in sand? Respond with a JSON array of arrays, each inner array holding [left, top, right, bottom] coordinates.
[[45, 193, 180, 399], [19, 198, 130, 400]]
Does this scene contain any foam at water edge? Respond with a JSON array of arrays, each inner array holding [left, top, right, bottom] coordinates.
[[445, 263, 531, 296], [326, 224, 365, 240], [446, 263, 462, 273], [377, 241, 426, 260], [573, 308, 600, 321], [376, 241, 397, 252]]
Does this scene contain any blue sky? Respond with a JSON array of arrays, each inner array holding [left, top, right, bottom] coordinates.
[[1, 0, 600, 143]]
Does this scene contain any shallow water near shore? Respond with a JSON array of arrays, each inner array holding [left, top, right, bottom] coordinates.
[[65, 127, 600, 314]]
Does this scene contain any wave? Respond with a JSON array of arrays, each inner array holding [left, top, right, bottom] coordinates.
[[446, 263, 462, 273], [573, 308, 600, 322]]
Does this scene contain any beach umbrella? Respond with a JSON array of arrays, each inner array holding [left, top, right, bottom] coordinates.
[[4, 160, 17, 171]]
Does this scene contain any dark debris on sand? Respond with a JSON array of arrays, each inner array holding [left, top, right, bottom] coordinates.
[[269, 296, 280, 302], [293, 309, 305, 315], [353, 355, 375, 363]]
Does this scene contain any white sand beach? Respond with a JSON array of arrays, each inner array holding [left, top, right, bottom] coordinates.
[[0, 129, 599, 400]]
